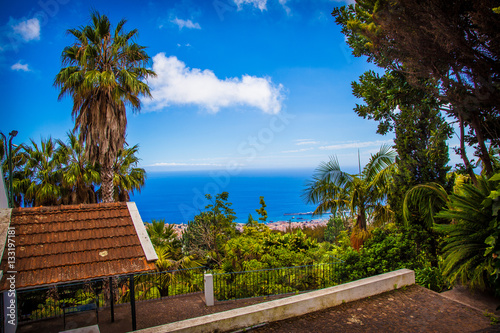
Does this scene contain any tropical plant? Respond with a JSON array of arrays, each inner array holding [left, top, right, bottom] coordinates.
[[22, 138, 62, 206], [146, 219, 179, 249], [1, 137, 28, 207], [54, 11, 156, 203], [112, 144, 146, 202], [304, 144, 396, 231], [404, 174, 500, 291], [435, 175, 500, 290], [56, 132, 99, 204]]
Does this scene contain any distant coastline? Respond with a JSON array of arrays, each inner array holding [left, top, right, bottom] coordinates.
[[167, 218, 329, 237]]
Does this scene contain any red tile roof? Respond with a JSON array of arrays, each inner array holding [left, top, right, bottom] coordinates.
[[0, 202, 157, 290]]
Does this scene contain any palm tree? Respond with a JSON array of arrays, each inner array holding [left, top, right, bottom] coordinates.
[[54, 11, 156, 203], [56, 132, 99, 204], [1, 138, 28, 207], [22, 138, 62, 206], [146, 219, 179, 249], [112, 144, 146, 202], [303, 144, 396, 231]]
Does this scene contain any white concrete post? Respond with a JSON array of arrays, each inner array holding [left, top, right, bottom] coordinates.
[[204, 273, 214, 306]]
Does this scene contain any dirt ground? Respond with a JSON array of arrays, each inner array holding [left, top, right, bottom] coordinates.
[[17, 285, 499, 333]]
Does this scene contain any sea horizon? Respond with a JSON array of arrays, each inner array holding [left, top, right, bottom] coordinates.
[[130, 168, 347, 225]]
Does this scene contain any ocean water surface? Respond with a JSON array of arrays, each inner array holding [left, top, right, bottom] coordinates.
[[130, 169, 330, 224]]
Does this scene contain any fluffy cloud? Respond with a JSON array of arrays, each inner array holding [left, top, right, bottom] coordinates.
[[171, 18, 201, 30], [12, 18, 40, 42], [145, 53, 284, 114], [234, 0, 268, 11], [11, 61, 30, 72]]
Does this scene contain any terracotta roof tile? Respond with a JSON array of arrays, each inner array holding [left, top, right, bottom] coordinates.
[[0, 202, 156, 290]]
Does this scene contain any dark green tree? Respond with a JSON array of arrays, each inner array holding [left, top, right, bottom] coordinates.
[[182, 192, 237, 267], [333, 0, 500, 177], [255, 196, 268, 222], [324, 216, 345, 244]]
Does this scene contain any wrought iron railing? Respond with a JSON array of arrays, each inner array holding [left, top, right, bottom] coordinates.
[[213, 259, 344, 301], [16, 266, 206, 323]]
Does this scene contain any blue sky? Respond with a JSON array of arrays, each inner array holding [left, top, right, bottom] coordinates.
[[0, 0, 461, 173]]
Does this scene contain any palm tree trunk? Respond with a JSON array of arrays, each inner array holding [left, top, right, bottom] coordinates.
[[357, 208, 367, 231], [101, 161, 115, 203]]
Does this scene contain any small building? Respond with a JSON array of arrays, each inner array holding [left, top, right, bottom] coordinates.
[[0, 201, 158, 331]]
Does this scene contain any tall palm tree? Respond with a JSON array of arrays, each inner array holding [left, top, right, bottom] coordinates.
[[303, 144, 396, 231], [54, 11, 156, 203], [112, 144, 146, 202], [56, 132, 100, 204]]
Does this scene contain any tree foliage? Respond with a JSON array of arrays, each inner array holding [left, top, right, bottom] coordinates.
[[333, 0, 500, 176], [181, 192, 237, 267], [304, 145, 396, 231], [1, 134, 144, 207]]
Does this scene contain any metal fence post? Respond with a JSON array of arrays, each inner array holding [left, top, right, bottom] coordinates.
[[204, 274, 214, 306], [129, 274, 136, 331], [109, 277, 114, 323]]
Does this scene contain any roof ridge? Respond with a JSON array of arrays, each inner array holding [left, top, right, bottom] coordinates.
[[12, 202, 127, 215]]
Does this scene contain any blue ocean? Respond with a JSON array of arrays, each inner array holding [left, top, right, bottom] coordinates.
[[130, 169, 330, 224]]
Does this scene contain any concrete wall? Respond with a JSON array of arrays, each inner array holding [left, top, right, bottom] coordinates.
[[0, 169, 8, 209], [135, 269, 415, 333]]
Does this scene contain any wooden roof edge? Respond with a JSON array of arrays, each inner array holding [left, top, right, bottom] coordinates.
[[127, 202, 158, 262], [2, 267, 158, 292]]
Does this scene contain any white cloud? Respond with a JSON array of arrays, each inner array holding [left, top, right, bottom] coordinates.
[[282, 148, 314, 153], [171, 18, 201, 30], [11, 61, 30, 72], [145, 53, 285, 114], [12, 18, 40, 42], [278, 0, 291, 15], [295, 139, 320, 146], [234, 0, 268, 11], [319, 140, 393, 150]]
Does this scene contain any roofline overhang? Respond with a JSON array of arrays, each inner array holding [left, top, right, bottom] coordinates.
[[127, 202, 158, 262]]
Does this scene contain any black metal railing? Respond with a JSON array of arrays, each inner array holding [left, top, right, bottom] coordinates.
[[16, 266, 206, 323], [213, 259, 344, 301]]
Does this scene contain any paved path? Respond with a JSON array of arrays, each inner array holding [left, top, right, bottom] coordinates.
[[18, 285, 499, 333]]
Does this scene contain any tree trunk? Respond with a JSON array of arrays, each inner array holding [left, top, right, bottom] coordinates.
[[471, 115, 494, 176], [357, 208, 367, 231], [101, 161, 115, 203], [458, 115, 478, 186]]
